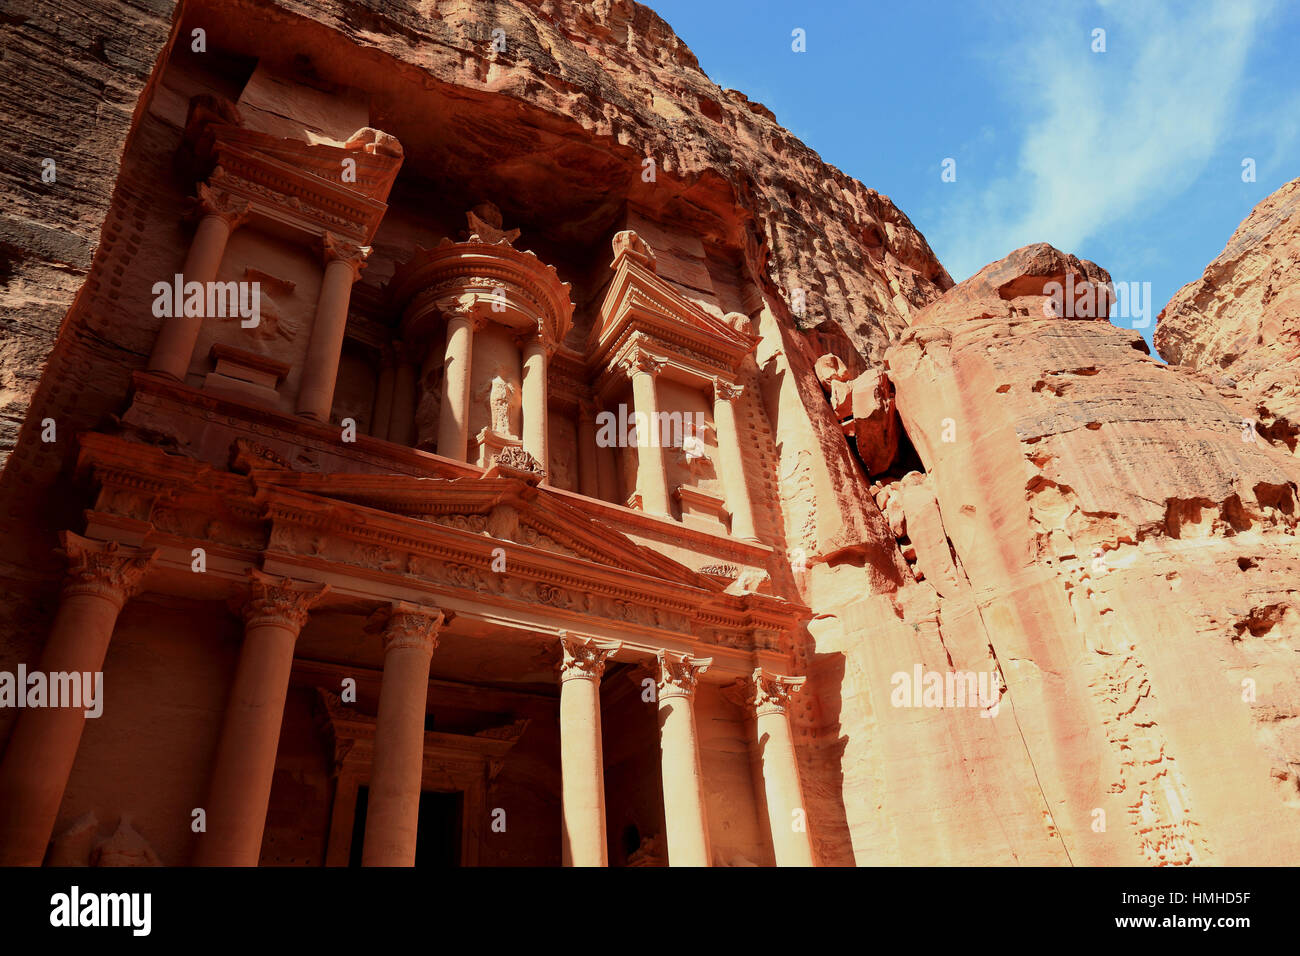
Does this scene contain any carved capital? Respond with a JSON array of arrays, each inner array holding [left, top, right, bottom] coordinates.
[[321, 232, 371, 279], [725, 667, 806, 717], [192, 182, 251, 229], [240, 569, 327, 632], [557, 632, 622, 683], [57, 532, 156, 608], [626, 351, 665, 380], [381, 601, 445, 654], [713, 377, 744, 404], [656, 650, 712, 700]]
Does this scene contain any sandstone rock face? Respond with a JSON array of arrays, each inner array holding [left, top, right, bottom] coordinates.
[[2, 0, 1296, 870], [0, 0, 179, 465], [876, 246, 1300, 864], [1156, 177, 1300, 452]]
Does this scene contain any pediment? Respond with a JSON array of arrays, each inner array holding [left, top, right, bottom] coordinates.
[[595, 254, 757, 370], [247, 469, 719, 591]]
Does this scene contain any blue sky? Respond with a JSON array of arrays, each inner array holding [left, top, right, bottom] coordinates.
[[643, 0, 1299, 352]]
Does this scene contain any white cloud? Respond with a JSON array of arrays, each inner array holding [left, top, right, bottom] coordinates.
[[934, 0, 1277, 279]]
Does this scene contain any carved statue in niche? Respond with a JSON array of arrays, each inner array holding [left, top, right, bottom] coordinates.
[[676, 417, 716, 478], [475, 365, 519, 439], [414, 361, 444, 450]]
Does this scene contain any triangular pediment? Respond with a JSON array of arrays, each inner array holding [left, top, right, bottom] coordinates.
[[247, 469, 720, 591], [595, 254, 757, 369]]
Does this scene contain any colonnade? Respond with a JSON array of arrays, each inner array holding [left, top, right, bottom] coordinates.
[[0, 544, 813, 867]]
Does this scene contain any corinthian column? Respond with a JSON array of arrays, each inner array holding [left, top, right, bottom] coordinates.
[[557, 633, 621, 867], [729, 667, 814, 867], [0, 534, 154, 866], [362, 603, 444, 867], [436, 306, 482, 461], [712, 378, 758, 542], [520, 332, 550, 477], [297, 233, 371, 422], [148, 184, 250, 381], [629, 354, 671, 517], [656, 651, 713, 867], [193, 571, 326, 866]]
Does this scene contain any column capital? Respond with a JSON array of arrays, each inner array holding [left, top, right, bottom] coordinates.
[[558, 632, 622, 683], [380, 601, 445, 654], [239, 569, 328, 632], [725, 667, 806, 717], [321, 232, 372, 280], [439, 296, 491, 331], [190, 182, 251, 229], [624, 351, 666, 379], [656, 651, 713, 700], [56, 532, 156, 608], [712, 377, 744, 404]]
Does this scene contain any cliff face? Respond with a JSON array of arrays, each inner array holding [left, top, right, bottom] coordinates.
[[2, 0, 1297, 867], [0, 0, 178, 465], [1156, 177, 1300, 453], [873, 244, 1300, 864]]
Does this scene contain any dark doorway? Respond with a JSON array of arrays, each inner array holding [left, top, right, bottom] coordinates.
[[349, 786, 465, 867]]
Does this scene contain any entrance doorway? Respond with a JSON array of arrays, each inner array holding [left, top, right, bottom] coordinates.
[[348, 786, 465, 866]]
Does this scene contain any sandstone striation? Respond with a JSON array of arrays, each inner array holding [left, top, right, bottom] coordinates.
[[0, 0, 1297, 870]]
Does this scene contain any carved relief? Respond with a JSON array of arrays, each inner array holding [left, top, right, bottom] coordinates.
[[239, 569, 327, 632], [656, 650, 712, 700], [57, 533, 156, 607], [557, 632, 622, 682]]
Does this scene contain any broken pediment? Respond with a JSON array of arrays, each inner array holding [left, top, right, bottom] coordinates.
[[594, 229, 758, 378]]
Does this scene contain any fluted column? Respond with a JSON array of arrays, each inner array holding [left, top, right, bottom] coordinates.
[[520, 333, 550, 476], [387, 341, 417, 446], [436, 307, 481, 461], [370, 346, 396, 439], [193, 571, 326, 866], [362, 603, 444, 866], [0, 534, 154, 866], [656, 651, 713, 867], [148, 184, 250, 381], [713, 378, 758, 542], [730, 667, 814, 867], [577, 399, 600, 498], [296, 233, 371, 422], [558, 633, 621, 867], [629, 354, 671, 516]]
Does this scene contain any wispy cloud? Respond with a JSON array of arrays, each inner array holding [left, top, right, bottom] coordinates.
[[934, 0, 1277, 279]]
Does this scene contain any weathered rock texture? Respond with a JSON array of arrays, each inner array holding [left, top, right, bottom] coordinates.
[[1, 0, 1296, 869], [869, 244, 1300, 864], [1157, 177, 1300, 453], [0, 0, 179, 464]]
